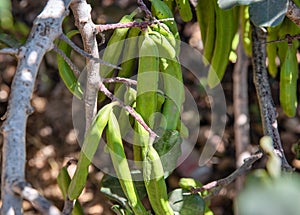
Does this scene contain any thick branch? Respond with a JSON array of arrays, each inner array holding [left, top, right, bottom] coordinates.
[[251, 24, 292, 170], [12, 181, 62, 215], [287, 0, 300, 28], [0, 0, 71, 214]]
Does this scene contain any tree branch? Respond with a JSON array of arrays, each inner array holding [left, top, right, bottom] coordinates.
[[70, 0, 101, 135], [286, 0, 300, 28], [137, 0, 153, 19], [0, 47, 19, 56], [0, 0, 72, 214], [191, 152, 263, 197], [12, 181, 62, 215], [53, 44, 82, 75], [102, 77, 137, 85], [233, 31, 251, 192], [94, 18, 174, 32], [59, 33, 121, 70], [251, 23, 292, 170], [98, 82, 158, 140], [234, 33, 250, 167]]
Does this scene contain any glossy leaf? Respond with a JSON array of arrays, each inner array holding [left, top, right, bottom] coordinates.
[[168, 188, 205, 215], [249, 0, 288, 27], [153, 129, 182, 177], [57, 167, 84, 215], [100, 172, 147, 202], [57, 30, 83, 99], [218, 0, 264, 9], [279, 44, 298, 117], [68, 102, 116, 200]]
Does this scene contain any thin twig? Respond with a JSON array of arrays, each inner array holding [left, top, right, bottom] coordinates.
[[98, 82, 158, 140], [95, 18, 174, 32], [191, 152, 263, 197], [53, 45, 81, 75], [12, 181, 62, 215], [102, 77, 137, 85], [137, 0, 153, 19], [0, 47, 19, 56], [62, 197, 74, 215], [59, 33, 121, 70], [264, 33, 300, 45]]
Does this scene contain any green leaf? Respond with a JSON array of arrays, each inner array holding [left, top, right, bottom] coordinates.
[[57, 167, 84, 215], [245, 169, 272, 187], [168, 188, 205, 215], [0, 0, 13, 30], [249, 0, 288, 27], [178, 178, 202, 191], [57, 30, 83, 99], [100, 171, 147, 205], [68, 102, 116, 200], [153, 129, 182, 177]]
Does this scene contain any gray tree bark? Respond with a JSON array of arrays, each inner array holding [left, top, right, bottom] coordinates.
[[0, 0, 72, 214], [70, 0, 101, 132], [251, 24, 292, 170]]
